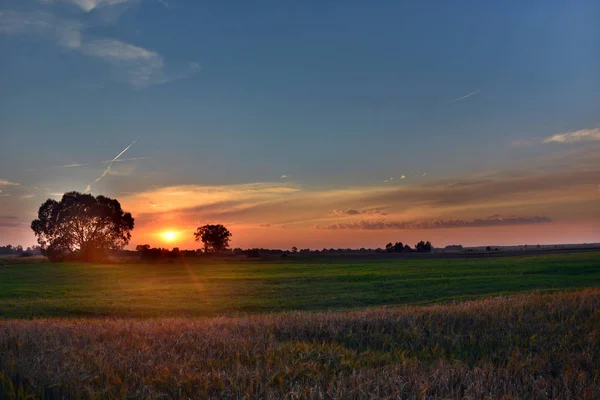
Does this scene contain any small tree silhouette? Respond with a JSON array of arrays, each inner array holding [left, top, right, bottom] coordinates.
[[194, 224, 232, 253], [415, 241, 433, 253]]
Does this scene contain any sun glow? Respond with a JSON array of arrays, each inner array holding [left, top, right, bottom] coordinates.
[[161, 231, 179, 243]]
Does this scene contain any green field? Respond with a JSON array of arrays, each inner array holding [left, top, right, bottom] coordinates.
[[1, 252, 599, 318]]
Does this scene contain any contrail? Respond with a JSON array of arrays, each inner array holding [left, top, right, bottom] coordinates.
[[101, 156, 151, 164], [93, 138, 140, 184], [452, 89, 480, 103], [55, 163, 88, 168]]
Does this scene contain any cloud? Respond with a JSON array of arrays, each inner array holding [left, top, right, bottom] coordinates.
[[0, 9, 198, 87], [102, 156, 151, 163], [333, 208, 386, 216], [0, 10, 82, 49], [258, 223, 286, 229], [118, 150, 599, 235], [56, 163, 88, 168], [20, 194, 36, 199], [543, 128, 600, 144], [41, 0, 136, 13], [120, 183, 301, 215], [452, 89, 480, 103], [0, 216, 21, 228], [334, 208, 361, 216], [401, 175, 406, 179], [280, 175, 291, 179], [156, 0, 170, 8], [82, 39, 199, 87], [0, 179, 20, 186], [79, 39, 170, 87], [106, 164, 135, 177], [316, 215, 552, 230]]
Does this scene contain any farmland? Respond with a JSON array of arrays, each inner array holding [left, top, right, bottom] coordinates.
[[1, 289, 599, 399], [0, 252, 599, 318], [1, 252, 599, 398]]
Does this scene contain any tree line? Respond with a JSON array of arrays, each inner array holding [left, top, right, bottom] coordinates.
[[28, 191, 435, 262], [385, 240, 433, 253], [0, 244, 43, 256]]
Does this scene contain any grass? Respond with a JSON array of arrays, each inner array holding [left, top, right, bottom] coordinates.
[[1, 252, 599, 318], [1, 289, 599, 399]]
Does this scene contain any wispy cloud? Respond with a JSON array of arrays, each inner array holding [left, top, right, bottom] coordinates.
[[316, 215, 552, 230], [55, 163, 89, 168], [0, 11, 82, 49], [78, 39, 192, 87], [280, 174, 291, 179], [41, 0, 136, 13], [0, 7, 198, 87], [452, 89, 480, 103], [333, 208, 386, 216], [0, 179, 20, 186], [0, 215, 21, 228], [120, 154, 599, 235], [156, 0, 170, 9], [102, 156, 151, 163], [121, 183, 301, 214], [543, 128, 600, 144], [79, 39, 154, 86]]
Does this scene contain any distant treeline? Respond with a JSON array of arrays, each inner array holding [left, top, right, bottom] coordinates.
[[1, 240, 436, 261], [385, 240, 432, 253], [0, 245, 43, 257], [128, 240, 436, 261]]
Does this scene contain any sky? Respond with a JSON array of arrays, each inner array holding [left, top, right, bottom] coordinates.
[[0, 0, 599, 250]]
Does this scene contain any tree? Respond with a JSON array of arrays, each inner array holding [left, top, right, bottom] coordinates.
[[31, 192, 134, 262], [385, 241, 405, 253], [194, 224, 232, 253], [415, 240, 432, 253], [291, 246, 298, 253], [136, 244, 151, 252]]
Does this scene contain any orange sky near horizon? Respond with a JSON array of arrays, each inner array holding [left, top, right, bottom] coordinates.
[[1, 148, 598, 250], [133, 220, 598, 251]]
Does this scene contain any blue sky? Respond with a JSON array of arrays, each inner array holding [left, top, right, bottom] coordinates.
[[1, 0, 599, 248]]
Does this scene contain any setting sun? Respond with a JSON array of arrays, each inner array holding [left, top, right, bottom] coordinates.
[[160, 231, 179, 243]]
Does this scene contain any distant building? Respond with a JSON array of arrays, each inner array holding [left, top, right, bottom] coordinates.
[[444, 245, 463, 251]]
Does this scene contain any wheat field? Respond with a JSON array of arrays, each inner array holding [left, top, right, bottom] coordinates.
[[1, 289, 599, 399]]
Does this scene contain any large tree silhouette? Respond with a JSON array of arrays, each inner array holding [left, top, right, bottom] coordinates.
[[31, 192, 134, 261], [194, 224, 232, 253]]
